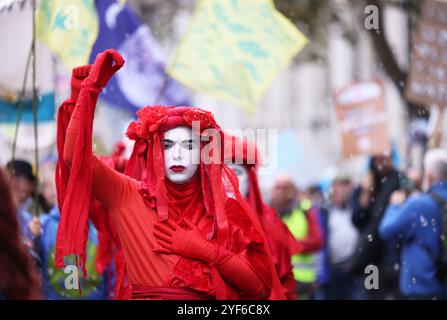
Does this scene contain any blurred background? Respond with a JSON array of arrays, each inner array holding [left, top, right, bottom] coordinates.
[[0, 0, 431, 193]]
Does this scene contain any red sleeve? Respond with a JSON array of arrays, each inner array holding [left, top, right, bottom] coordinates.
[[295, 207, 323, 254], [56, 99, 76, 210], [64, 105, 136, 209], [212, 246, 270, 299], [56, 56, 123, 273]]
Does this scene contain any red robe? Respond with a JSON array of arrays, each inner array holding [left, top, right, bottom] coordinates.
[[62, 108, 278, 299]]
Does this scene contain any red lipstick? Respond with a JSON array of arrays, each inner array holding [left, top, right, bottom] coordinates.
[[170, 165, 185, 173]]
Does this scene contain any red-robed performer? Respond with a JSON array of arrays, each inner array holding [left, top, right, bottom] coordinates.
[[55, 49, 285, 300], [224, 136, 297, 299]]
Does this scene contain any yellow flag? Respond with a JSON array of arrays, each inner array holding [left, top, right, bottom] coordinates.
[[167, 0, 308, 113], [36, 0, 99, 71]]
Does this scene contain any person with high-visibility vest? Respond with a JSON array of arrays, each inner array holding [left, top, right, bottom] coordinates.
[[271, 175, 323, 299]]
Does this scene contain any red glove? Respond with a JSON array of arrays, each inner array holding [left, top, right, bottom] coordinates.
[[70, 65, 92, 102], [154, 219, 270, 297], [153, 219, 218, 262], [83, 49, 125, 89]]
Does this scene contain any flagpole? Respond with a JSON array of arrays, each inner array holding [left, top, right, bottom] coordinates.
[[31, 0, 40, 217], [11, 45, 32, 164]]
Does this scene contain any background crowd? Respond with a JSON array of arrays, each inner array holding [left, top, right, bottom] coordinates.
[[2, 146, 447, 300]]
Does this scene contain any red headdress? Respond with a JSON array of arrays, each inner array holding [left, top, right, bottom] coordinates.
[[224, 134, 262, 213], [124, 106, 231, 244]]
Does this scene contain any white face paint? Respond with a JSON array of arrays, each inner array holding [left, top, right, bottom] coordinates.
[[164, 126, 200, 184], [227, 164, 249, 198]]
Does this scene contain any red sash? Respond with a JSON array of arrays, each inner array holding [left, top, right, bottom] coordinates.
[[131, 286, 215, 300]]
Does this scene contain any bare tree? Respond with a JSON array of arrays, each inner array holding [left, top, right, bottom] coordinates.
[[275, 0, 427, 117], [129, 0, 427, 117]]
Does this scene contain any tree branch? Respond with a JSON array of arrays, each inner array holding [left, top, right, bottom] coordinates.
[[365, 0, 428, 117], [365, 0, 407, 94]]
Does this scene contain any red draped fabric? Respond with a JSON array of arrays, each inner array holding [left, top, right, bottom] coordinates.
[[55, 49, 285, 300], [224, 135, 297, 299], [56, 65, 126, 297]]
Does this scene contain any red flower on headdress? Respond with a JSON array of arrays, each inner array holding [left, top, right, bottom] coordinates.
[[135, 106, 168, 138], [183, 108, 217, 132], [126, 121, 139, 141]]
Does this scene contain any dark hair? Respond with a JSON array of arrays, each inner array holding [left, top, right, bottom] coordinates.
[[332, 177, 351, 185], [369, 155, 396, 193], [0, 168, 40, 299], [6, 159, 36, 182], [307, 184, 322, 195]]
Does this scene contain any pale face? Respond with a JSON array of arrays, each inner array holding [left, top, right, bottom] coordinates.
[[271, 176, 297, 216], [164, 126, 200, 184], [10, 175, 34, 207], [227, 164, 249, 198], [330, 181, 352, 208], [42, 180, 57, 208]]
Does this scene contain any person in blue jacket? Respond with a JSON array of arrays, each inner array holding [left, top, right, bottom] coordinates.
[[379, 149, 447, 300], [7, 159, 43, 269]]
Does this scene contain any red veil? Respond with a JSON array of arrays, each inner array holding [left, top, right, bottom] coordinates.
[[224, 135, 297, 298], [55, 67, 123, 297]]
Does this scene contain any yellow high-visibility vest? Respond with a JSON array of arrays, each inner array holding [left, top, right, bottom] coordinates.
[[283, 200, 318, 283]]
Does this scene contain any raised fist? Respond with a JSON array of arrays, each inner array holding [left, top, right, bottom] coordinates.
[[70, 65, 92, 101], [84, 49, 125, 89]]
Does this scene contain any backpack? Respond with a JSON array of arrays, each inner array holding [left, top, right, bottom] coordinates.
[[427, 192, 447, 285]]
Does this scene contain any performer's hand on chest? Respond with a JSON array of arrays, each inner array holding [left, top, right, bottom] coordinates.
[[153, 218, 217, 262]]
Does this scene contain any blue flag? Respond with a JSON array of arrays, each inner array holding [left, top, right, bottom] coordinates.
[[90, 0, 190, 114], [0, 93, 55, 123]]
